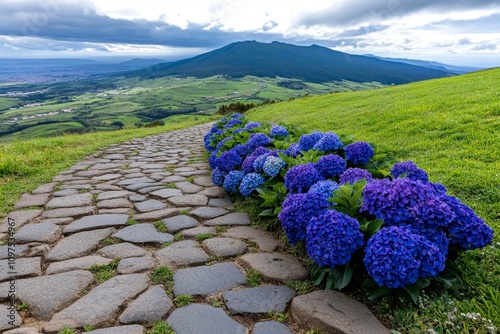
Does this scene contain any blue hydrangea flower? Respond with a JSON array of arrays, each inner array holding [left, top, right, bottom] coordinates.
[[364, 226, 445, 288], [204, 133, 216, 151], [263, 156, 286, 178], [297, 131, 324, 151], [215, 136, 233, 151], [314, 154, 346, 179], [223, 119, 243, 129], [217, 149, 242, 173], [345, 142, 374, 165], [306, 210, 364, 267], [286, 143, 300, 157], [242, 147, 270, 173], [209, 149, 220, 169], [239, 173, 265, 197], [245, 122, 262, 130], [391, 161, 429, 183], [408, 226, 449, 256], [252, 153, 270, 173], [223, 170, 245, 193], [308, 180, 339, 199], [443, 195, 494, 250], [230, 113, 244, 119], [284, 163, 323, 193], [246, 133, 271, 151], [278, 193, 329, 245], [233, 128, 246, 135], [270, 125, 289, 138], [339, 168, 373, 185], [313, 132, 344, 152], [231, 144, 249, 157], [211, 168, 227, 187]]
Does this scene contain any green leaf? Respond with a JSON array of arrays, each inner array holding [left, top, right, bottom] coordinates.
[[363, 278, 391, 302], [259, 209, 275, 217], [432, 268, 458, 289], [330, 263, 354, 290], [362, 219, 383, 238], [401, 284, 420, 304]]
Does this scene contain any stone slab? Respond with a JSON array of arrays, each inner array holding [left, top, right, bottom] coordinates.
[[189, 207, 229, 219], [134, 200, 167, 213], [64, 214, 129, 234], [117, 257, 155, 274], [0, 303, 21, 331], [31, 182, 57, 194], [98, 243, 150, 259], [119, 286, 173, 324], [86, 326, 144, 334], [46, 255, 112, 275], [97, 198, 133, 209], [204, 212, 251, 226], [223, 286, 294, 314], [132, 207, 191, 222], [154, 240, 208, 268], [113, 224, 173, 244], [291, 290, 391, 334], [45, 193, 93, 209], [202, 237, 248, 257], [0, 257, 42, 282], [162, 215, 199, 233], [223, 226, 279, 252], [181, 226, 216, 238], [14, 223, 62, 244], [47, 228, 114, 261], [14, 194, 50, 209], [253, 321, 294, 334], [237, 253, 308, 282], [193, 176, 214, 187], [0, 210, 42, 233], [174, 182, 204, 194], [198, 187, 225, 198], [208, 198, 235, 209], [150, 188, 183, 199], [168, 195, 208, 207], [41, 206, 96, 219], [96, 191, 133, 201], [0, 245, 30, 260]]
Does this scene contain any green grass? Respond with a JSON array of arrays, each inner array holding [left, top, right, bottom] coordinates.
[[0, 119, 206, 219], [174, 294, 194, 307], [246, 269, 263, 287], [146, 321, 175, 334], [150, 266, 174, 286], [247, 68, 500, 332], [195, 233, 214, 242], [88, 258, 120, 283]]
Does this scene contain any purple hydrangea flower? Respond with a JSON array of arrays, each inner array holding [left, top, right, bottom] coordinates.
[[239, 173, 265, 197], [364, 226, 445, 288], [223, 170, 245, 193], [263, 156, 286, 178], [241, 147, 270, 173], [284, 163, 323, 193], [286, 143, 300, 157], [391, 161, 429, 183], [306, 210, 364, 267], [315, 154, 346, 179], [211, 168, 227, 187], [278, 192, 329, 245], [443, 196, 494, 250], [217, 149, 242, 173], [339, 168, 373, 185], [313, 132, 344, 152], [345, 142, 374, 165], [308, 180, 339, 199], [244, 122, 261, 130], [252, 153, 270, 173], [270, 125, 289, 138], [297, 131, 324, 151], [246, 133, 271, 151]]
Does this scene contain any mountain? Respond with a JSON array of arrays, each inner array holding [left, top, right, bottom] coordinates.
[[129, 41, 452, 85], [116, 58, 167, 67], [363, 55, 482, 74]]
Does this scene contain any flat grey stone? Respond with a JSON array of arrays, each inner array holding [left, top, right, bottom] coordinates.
[[119, 286, 173, 324], [198, 186, 225, 198], [4, 327, 41, 334], [129, 162, 147, 168], [93, 174, 122, 181], [238, 253, 308, 282], [45, 193, 93, 209], [59, 184, 93, 190], [0, 270, 94, 320], [162, 215, 199, 233], [0, 210, 42, 232], [14, 223, 62, 243], [253, 321, 294, 334], [126, 182, 162, 191], [47, 228, 114, 261], [96, 184, 123, 191], [167, 304, 246, 334], [0, 257, 41, 282], [99, 208, 135, 215], [31, 182, 57, 194], [155, 240, 208, 268], [0, 303, 21, 331], [189, 207, 229, 219], [46, 255, 112, 275], [117, 177, 156, 186], [169, 195, 208, 206], [161, 175, 186, 183], [223, 226, 279, 252], [64, 214, 129, 233], [52, 189, 80, 197], [140, 163, 166, 170], [193, 176, 214, 187], [40, 218, 74, 225], [98, 243, 150, 259], [75, 169, 111, 177], [86, 325, 144, 334], [113, 224, 173, 244], [133, 207, 191, 222], [173, 263, 246, 296], [137, 186, 165, 194], [44, 274, 148, 332], [134, 200, 167, 213], [41, 206, 96, 219], [129, 195, 147, 202], [178, 170, 209, 177], [14, 194, 50, 209], [123, 173, 147, 179], [97, 198, 133, 209], [208, 198, 235, 209], [174, 167, 197, 172], [117, 257, 155, 274], [149, 172, 172, 181], [181, 226, 216, 238], [175, 182, 204, 194], [150, 188, 183, 199], [205, 212, 251, 226], [96, 191, 133, 201], [90, 162, 124, 170], [223, 286, 294, 314], [102, 153, 126, 160], [291, 290, 390, 334], [0, 245, 30, 260], [203, 237, 247, 257]]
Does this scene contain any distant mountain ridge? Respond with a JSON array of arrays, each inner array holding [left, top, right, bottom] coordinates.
[[363, 55, 481, 74], [129, 41, 452, 85]]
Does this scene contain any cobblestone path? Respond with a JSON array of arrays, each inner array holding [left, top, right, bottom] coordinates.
[[0, 123, 389, 334]]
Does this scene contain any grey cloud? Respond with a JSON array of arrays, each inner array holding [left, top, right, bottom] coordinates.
[[429, 13, 500, 34], [458, 38, 472, 45], [471, 43, 497, 51], [336, 24, 388, 38]]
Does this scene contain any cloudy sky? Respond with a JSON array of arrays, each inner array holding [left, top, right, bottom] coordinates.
[[0, 0, 499, 66]]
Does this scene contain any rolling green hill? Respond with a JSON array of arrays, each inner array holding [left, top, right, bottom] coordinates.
[[247, 68, 499, 331], [130, 41, 452, 84]]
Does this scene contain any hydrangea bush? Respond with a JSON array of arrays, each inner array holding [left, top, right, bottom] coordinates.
[[204, 113, 494, 301]]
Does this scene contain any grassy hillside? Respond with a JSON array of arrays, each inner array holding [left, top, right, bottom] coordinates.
[[248, 68, 500, 332]]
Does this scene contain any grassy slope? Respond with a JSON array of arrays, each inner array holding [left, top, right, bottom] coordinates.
[[0, 118, 209, 218], [247, 68, 500, 332]]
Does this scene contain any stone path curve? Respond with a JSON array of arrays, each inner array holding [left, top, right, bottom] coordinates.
[[0, 123, 389, 334]]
